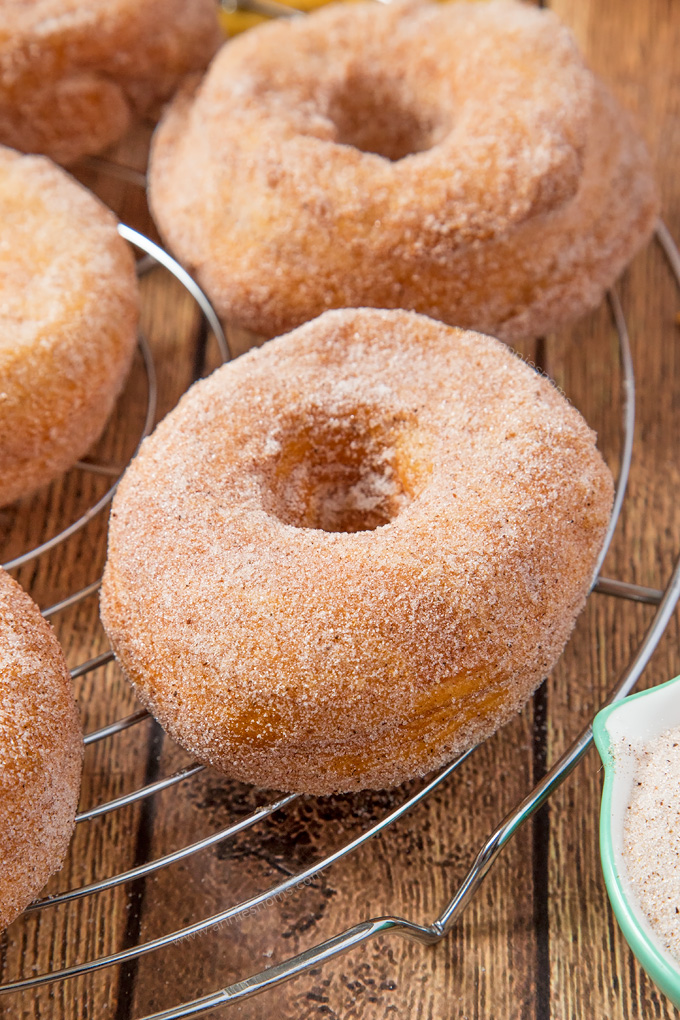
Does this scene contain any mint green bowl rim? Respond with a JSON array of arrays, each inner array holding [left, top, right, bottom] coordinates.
[[593, 676, 680, 1008]]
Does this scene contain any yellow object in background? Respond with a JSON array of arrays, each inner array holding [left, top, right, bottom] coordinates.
[[218, 0, 482, 37], [218, 0, 334, 37]]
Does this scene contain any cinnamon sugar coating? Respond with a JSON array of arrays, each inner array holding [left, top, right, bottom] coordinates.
[[0, 146, 138, 508], [0, 0, 222, 164], [0, 568, 82, 929], [101, 309, 614, 795], [149, 0, 657, 342]]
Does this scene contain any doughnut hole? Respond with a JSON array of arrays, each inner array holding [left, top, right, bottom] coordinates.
[[325, 70, 446, 161], [262, 407, 434, 533]]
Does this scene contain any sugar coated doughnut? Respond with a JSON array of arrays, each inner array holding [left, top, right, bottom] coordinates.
[[0, 146, 138, 508], [101, 309, 614, 795], [149, 0, 657, 342], [0, 0, 222, 164], [0, 568, 82, 928]]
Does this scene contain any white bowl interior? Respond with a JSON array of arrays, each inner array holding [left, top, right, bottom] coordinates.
[[604, 678, 680, 964]]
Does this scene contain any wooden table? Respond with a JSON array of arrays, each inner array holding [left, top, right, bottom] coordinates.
[[1, 1, 679, 1017]]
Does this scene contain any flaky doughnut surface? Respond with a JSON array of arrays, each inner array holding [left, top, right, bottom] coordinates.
[[149, 0, 657, 342], [0, 0, 221, 164], [101, 309, 614, 795], [0, 146, 138, 508], [0, 568, 82, 928]]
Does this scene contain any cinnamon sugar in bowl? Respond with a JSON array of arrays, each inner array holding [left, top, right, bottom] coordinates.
[[594, 675, 680, 1009]]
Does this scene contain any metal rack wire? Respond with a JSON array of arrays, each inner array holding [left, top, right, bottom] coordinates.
[[2, 208, 680, 1020]]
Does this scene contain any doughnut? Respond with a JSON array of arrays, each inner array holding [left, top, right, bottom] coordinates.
[[0, 0, 222, 165], [148, 0, 657, 342], [101, 308, 614, 795], [0, 146, 138, 508], [0, 568, 82, 928]]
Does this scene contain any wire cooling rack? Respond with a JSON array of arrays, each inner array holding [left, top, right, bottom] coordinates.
[[1, 205, 679, 1017], [0, 102, 679, 1020]]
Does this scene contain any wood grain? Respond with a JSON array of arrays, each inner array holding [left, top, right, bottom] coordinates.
[[1, 2, 680, 1017]]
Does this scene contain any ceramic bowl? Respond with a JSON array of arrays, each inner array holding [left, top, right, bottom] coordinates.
[[593, 674, 680, 1008]]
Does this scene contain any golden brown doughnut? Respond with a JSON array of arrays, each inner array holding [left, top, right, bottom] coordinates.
[[0, 0, 222, 165], [101, 308, 614, 795], [148, 0, 657, 342], [0, 568, 82, 928], [0, 146, 138, 508]]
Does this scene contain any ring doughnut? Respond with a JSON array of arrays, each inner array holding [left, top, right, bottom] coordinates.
[[148, 0, 658, 342], [0, 146, 138, 508], [0, 568, 82, 928], [101, 308, 614, 795], [0, 0, 222, 164]]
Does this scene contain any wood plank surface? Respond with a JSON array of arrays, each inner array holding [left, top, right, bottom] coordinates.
[[1, 1, 679, 1018]]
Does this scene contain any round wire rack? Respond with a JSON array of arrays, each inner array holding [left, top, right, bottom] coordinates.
[[1, 212, 679, 1017], [2, 147, 680, 1020]]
